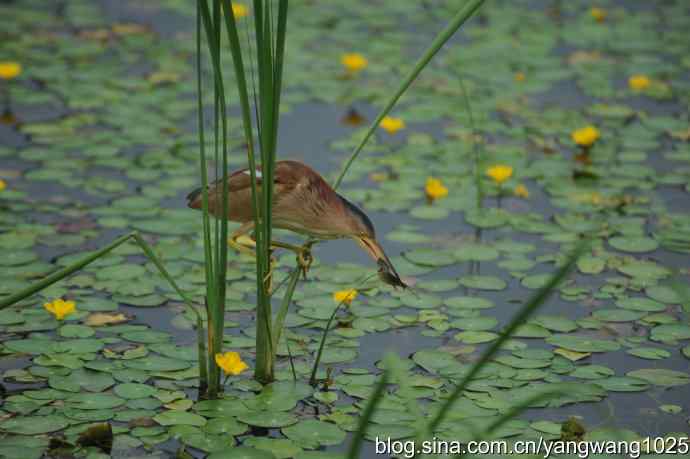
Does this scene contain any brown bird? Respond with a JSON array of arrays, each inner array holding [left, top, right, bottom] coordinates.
[[186, 160, 406, 288]]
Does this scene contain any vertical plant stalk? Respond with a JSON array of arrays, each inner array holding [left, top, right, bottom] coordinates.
[[271, 266, 301, 361], [198, 0, 233, 397], [309, 299, 346, 387], [345, 367, 390, 459], [457, 76, 483, 210], [333, 0, 486, 190], [196, 0, 215, 398], [220, 0, 289, 384], [309, 273, 378, 386], [0, 231, 208, 391], [424, 240, 587, 435]]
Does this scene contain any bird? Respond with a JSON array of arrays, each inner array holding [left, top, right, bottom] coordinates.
[[186, 160, 407, 289]]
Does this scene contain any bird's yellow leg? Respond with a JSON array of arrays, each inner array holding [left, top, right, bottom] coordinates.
[[271, 240, 314, 279], [227, 222, 257, 258], [227, 223, 313, 283]]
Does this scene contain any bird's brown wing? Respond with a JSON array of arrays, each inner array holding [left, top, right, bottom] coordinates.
[[186, 163, 297, 222]]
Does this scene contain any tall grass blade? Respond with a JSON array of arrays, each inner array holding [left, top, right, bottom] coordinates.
[[0, 231, 133, 310], [425, 240, 587, 435], [309, 300, 345, 386], [345, 365, 390, 459], [309, 273, 378, 386], [457, 76, 483, 210], [220, 0, 289, 384], [333, 0, 486, 190], [272, 266, 301, 360], [198, 0, 232, 397], [0, 231, 209, 392], [453, 390, 561, 458]]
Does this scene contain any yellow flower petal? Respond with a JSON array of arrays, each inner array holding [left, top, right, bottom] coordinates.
[[514, 71, 525, 83], [486, 165, 513, 184], [0, 62, 22, 80], [379, 116, 405, 134], [0, 179, 6, 191], [215, 351, 249, 376], [590, 7, 606, 22], [514, 184, 529, 198], [333, 289, 358, 305], [44, 298, 76, 321], [571, 125, 600, 147], [628, 74, 650, 91], [425, 177, 448, 200], [341, 53, 368, 73], [232, 2, 249, 19]]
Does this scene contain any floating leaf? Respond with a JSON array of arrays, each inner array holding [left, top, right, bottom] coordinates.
[[458, 275, 507, 291], [546, 334, 620, 353], [154, 410, 207, 427], [281, 420, 346, 449], [626, 369, 690, 387]]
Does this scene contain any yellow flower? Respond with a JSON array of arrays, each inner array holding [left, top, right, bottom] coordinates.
[[486, 165, 513, 185], [571, 125, 600, 147], [628, 74, 650, 91], [333, 289, 358, 305], [514, 184, 529, 198], [590, 7, 606, 22], [0, 179, 6, 191], [341, 53, 368, 73], [44, 298, 76, 321], [0, 61, 22, 80], [215, 351, 249, 376], [425, 177, 448, 200], [379, 116, 405, 134], [514, 71, 525, 83], [231, 2, 249, 19]]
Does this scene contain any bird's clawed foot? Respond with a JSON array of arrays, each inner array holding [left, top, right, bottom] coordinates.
[[296, 243, 314, 280]]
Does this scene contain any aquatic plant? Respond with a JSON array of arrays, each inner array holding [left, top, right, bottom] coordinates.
[[0, 0, 487, 401]]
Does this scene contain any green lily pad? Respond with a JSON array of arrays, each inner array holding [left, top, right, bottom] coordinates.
[[238, 412, 299, 428], [154, 410, 207, 427], [281, 420, 345, 449], [546, 334, 621, 352], [626, 369, 690, 387], [616, 297, 666, 312], [595, 377, 650, 392], [113, 383, 157, 399], [650, 324, 690, 343], [458, 275, 507, 290], [0, 415, 70, 435], [626, 347, 671, 360], [454, 331, 499, 344], [404, 249, 455, 267], [609, 236, 659, 253], [592, 309, 645, 322], [208, 447, 276, 459], [67, 393, 126, 410], [123, 356, 190, 372]]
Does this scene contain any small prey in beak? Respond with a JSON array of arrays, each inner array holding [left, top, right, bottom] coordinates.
[[355, 236, 407, 289]]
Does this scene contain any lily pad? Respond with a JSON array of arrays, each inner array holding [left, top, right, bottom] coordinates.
[[282, 420, 345, 449]]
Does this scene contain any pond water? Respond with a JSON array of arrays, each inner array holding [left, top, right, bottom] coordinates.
[[1, 0, 689, 458]]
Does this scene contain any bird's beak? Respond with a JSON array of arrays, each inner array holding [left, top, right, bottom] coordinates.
[[356, 236, 407, 289]]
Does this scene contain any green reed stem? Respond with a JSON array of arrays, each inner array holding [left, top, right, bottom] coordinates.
[[272, 266, 301, 361], [457, 76, 483, 210], [0, 231, 209, 392], [425, 240, 587, 435], [345, 366, 390, 459], [333, 0, 486, 190], [309, 272, 378, 386], [309, 297, 347, 387]]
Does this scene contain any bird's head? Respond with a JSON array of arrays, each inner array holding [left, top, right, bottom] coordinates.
[[340, 195, 407, 289]]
